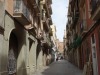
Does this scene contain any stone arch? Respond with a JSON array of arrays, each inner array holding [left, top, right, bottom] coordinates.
[[4, 28, 15, 41]]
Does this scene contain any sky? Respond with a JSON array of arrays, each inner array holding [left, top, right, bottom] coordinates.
[[51, 0, 69, 42]]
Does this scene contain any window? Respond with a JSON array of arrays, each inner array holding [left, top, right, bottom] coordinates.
[[86, 48, 90, 62], [93, 46, 96, 58], [91, 34, 95, 44], [88, 0, 92, 18], [98, 29, 100, 49], [41, 9, 46, 21]]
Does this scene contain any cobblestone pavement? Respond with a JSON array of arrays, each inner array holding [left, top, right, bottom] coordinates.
[[34, 60, 83, 75]]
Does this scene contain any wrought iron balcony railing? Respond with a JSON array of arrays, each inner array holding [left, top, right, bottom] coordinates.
[[42, 33, 51, 47], [80, 20, 87, 35], [13, 0, 31, 25], [0, 0, 5, 29], [79, 0, 85, 7], [43, 16, 49, 31], [72, 10, 79, 28], [49, 27, 53, 36], [90, 0, 97, 15]]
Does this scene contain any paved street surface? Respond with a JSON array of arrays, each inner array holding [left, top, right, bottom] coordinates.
[[35, 60, 83, 75]]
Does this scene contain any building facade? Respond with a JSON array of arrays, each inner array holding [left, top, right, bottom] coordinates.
[[65, 0, 100, 75], [0, 0, 53, 75], [50, 24, 58, 61]]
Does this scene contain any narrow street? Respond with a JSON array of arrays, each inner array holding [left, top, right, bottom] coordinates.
[[35, 60, 83, 75], [0, 0, 100, 75]]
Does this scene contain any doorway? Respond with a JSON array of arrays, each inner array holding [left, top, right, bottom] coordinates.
[[8, 32, 18, 75]]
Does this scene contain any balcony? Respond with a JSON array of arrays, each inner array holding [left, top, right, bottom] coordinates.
[[48, 5, 52, 15], [72, 10, 79, 28], [40, 0, 51, 17], [48, 17, 52, 25], [47, 0, 52, 15], [0, 0, 4, 29], [47, 0, 52, 5], [43, 1, 50, 18], [71, 0, 79, 28], [69, 0, 72, 4], [33, 0, 40, 13], [67, 31, 71, 37], [80, 20, 87, 36], [49, 28, 53, 36], [40, 0, 46, 4], [90, 0, 100, 20], [42, 33, 51, 47], [43, 17, 49, 31], [13, 0, 31, 25], [43, 20, 49, 31], [43, 33, 48, 43], [30, 0, 38, 5], [79, 0, 85, 7]]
